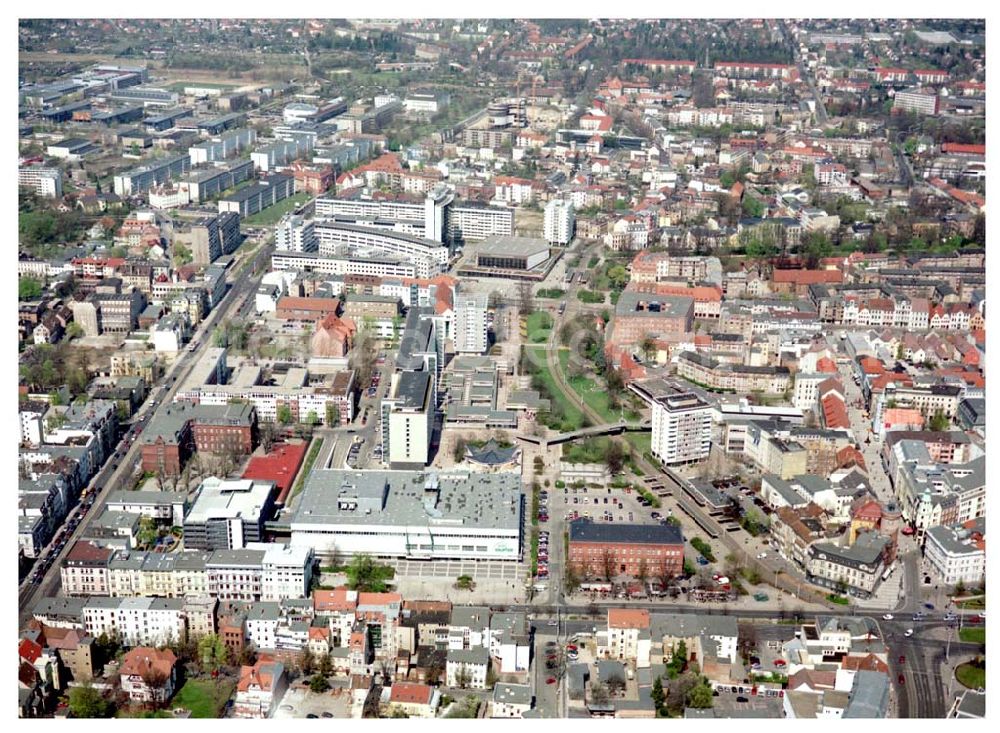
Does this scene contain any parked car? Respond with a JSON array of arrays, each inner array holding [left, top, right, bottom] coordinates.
[[904, 629, 914, 637]]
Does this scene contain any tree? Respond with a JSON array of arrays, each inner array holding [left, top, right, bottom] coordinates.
[[345, 553, 393, 592], [299, 647, 315, 676], [665, 670, 699, 714], [173, 243, 193, 267], [198, 633, 228, 673], [19, 277, 43, 301], [259, 421, 276, 453], [453, 437, 467, 463], [565, 561, 582, 594], [318, 653, 333, 677], [517, 280, 535, 316], [277, 404, 294, 425], [309, 673, 330, 693], [140, 666, 171, 708], [589, 681, 610, 706], [667, 639, 688, 679], [237, 644, 258, 667], [68, 681, 113, 718], [928, 409, 950, 432], [137, 516, 159, 548], [651, 676, 665, 711], [636, 558, 649, 586], [455, 664, 473, 689], [604, 441, 625, 475], [607, 265, 629, 289], [686, 679, 714, 709], [640, 334, 657, 361], [326, 403, 340, 427], [601, 548, 616, 582]]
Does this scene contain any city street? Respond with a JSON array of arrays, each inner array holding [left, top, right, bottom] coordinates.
[[18, 243, 274, 626]]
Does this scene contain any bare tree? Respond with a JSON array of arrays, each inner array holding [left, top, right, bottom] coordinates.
[[601, 549, 616, 582], [656, 556, 676, 591], [139, 666, 170, 709], [455, 664, 472, 689], [260, 421, 276, 454], [589, 681, 610, 706], [517, 281, 535, 316], [636, 558, 649, 586]]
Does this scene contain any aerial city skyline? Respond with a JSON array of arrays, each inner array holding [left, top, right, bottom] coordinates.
[[16, 17, 986, 720]]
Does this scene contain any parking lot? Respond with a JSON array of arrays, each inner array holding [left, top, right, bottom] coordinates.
[[271, 683, 353, 719], [535, 480, 719, 587]]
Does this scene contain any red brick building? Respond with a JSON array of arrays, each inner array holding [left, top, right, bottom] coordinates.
[[275, 296, 341, 322], [568, 520, 685, 578], [140, 401, 257, 476], [771, 268, 844, 297], [190, 402, 258, 456], [140, 402, 197, 477]]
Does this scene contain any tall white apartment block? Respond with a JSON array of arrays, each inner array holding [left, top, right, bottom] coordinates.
[[454, 291, 489, 355], [386, 371, 434, 470], [275, 214, 317, 252], [650, 389, 713, 465], [424, 184, 454, 243], [19, 166, 63, 198], [543, 198, 575, 245]]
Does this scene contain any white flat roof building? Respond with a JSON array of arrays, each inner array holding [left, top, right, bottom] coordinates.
[[289, 469, 523, 561]]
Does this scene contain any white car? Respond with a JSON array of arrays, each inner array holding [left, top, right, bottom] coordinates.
[[757, 552, 767, 559], [904, 629, 914, 637], [883, 614, 894, 621]]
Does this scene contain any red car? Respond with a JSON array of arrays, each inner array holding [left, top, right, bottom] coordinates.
[[546, 677, 557, 685], [898, 674, 905, 685], [773, 659, 786, 667], [899, 655, 905, 665]]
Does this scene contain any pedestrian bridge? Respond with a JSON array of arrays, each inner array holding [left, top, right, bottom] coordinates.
[[516, 419, 651, 446]]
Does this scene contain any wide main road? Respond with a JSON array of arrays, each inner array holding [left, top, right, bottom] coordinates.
[[18, 243, 274, 627]]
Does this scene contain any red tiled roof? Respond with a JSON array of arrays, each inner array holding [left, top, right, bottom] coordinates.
[[842, 654, 888, 673], [821, 394, 850, 429], [816, 357, 838, 373], [313, 588, 357, 613], [389, 682, 434, 705], [837, 446, 867, 471], [120, 647, 176, 679], [65, 540, 114, 564], [237, 660, 280, 693], [942, 143, 985, 156], [608, 608, 650, 629], [19, 638, 42, 664], [852, 500, 883, 522], [772, 269, 843, 285]]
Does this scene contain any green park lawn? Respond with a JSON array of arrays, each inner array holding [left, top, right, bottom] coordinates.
[[558, 350, 640, 424], [955, 660, 985, 690], [171, 678, 235, 718], [243, 193, 311, 226], [525, 311, 553, 343], [959, 627, 986, 644], [526, 346, 584, 432]]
